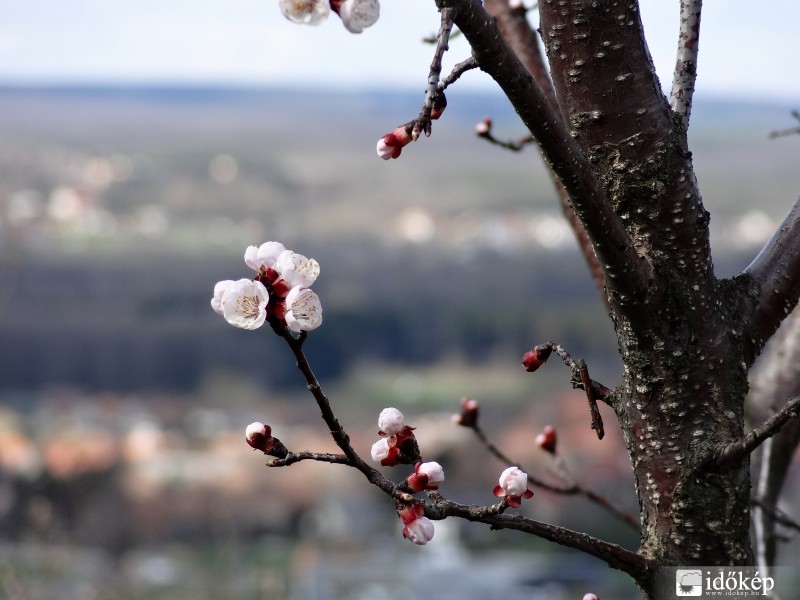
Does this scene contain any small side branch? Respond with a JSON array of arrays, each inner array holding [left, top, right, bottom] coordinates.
[[751, 497, 800, 534], [267, 451, 350, 467], [280, 330, 402, 499], [475, 118, 535, 152], [440, 56, 477, 90], [670, 0, 703, 130], [715, 396, 800, 469], [741, 198, 800, 363], [425, 496, 650, 581], [457, 399, 638, 528], [524, 342, 613, 439], [768, 110, 800, 139], [413, 7, 455, 140]]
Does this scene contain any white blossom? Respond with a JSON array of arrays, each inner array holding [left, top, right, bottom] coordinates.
[[219, 278, 269, 330], [211, 279, 235, 315], [498, 466, 529, 497], [284, 286, 323, 332], [417, 461, 445, 486], [276, 250, 320, 288], [278, 0, 330, 25], [378, 407, 405, 435], [244, 241, 286, 272], [339, 0, 380, 34], [371, 438, 391, 462], [403, 516, 435, 545]]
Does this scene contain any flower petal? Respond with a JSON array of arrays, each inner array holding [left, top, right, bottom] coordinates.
[[221, 279, 269, 330], [278, 0, 330, 25], [284, 286, 323, 332], [211, 279, 235, 315]]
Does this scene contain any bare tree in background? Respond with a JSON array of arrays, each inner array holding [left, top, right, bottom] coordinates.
[[218, 1, 800, 598]]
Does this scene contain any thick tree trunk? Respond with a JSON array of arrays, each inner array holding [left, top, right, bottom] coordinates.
[[536, 0, 752, 593]]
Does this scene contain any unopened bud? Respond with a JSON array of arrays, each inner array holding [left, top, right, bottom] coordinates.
[[245, 422, 273, 453], [377, 125, 412, 160], [522, 344, 552, 372], [475, 117, 492, 137], [452, 396, 480, 428], [431, 92, 447, 120], [536, 425, 557, 454]]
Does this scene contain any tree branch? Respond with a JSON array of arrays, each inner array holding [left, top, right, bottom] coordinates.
[[267, 451, 350, 467], [412, 7, 455, 140], [768, 110, 800, 139], [670, 0, 703, 130], [715, 396, 800, 469], [280, 330, 403, 499], [749, 308, 800, 567], [435, 0, 652, 322], [741, 198, 800, 363], [424, 496, 650, 582], [466, 420, 638, 528]]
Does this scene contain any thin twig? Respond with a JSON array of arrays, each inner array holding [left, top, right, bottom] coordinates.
[[280, 330, 402, 499], [768, 110, 800, 139], [751, 497, 800, 534], [468, 422, 638, 529], [715, 396, 800, 468], [413, 7, 455, 140], [267, 451, 350, 467], [534, 341, 612, 440], [425, 496, 650, 581], [477, 129, 535, 152], [439, 56, 478, 90], [670, 0, 703, 130]]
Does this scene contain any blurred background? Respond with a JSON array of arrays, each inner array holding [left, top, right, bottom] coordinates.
[[1, 2, 800, 599]]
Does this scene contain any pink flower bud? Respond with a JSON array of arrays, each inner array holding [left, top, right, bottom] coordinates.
[[521, 344, 552, 372], [398, 501, 434, 545], [583, 595, 599, 600], [378, 407, 405, 435], [536, 425, 557, 454], [407, 461, 445, 492], [245, 422, 273, 453], [376, 126, 412, 160], [452, 396, 480, 428], [403, 515, 435, 545], [475, 117, 492, 136], [493, 466, 534, 508]]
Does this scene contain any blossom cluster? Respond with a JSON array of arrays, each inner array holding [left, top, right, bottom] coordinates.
[[370, 407, 420, 466], [278, 0, 380, 34], [211, 242, 322, 333]]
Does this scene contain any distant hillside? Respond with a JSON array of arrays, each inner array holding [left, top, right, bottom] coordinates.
[[0, 85, 796, 392]]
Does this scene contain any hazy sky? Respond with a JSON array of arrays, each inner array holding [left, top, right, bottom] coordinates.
[[1, 1, 798, 101]]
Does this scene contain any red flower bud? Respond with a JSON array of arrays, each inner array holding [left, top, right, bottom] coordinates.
[[431, 92, 447, 120], [245, 422, 273, 453], [536, 425, 557, 454], [521, 345, 552, 372], [377, 126, 412, 160], [452, 396, 480, 428]]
